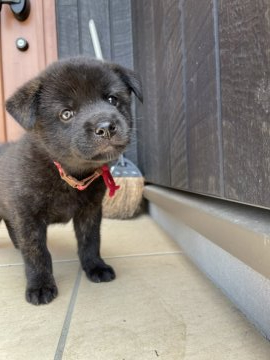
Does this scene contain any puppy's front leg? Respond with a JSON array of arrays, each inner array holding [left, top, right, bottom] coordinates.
[[18, 221, 58, 305], [73, 208, 115, 282]]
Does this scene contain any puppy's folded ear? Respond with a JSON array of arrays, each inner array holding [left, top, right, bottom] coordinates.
[[5, 77, 41, 130], [110, 64, 143, 103]]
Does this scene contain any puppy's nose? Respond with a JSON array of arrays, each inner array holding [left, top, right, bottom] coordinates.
[[95, 121, 117, 139]]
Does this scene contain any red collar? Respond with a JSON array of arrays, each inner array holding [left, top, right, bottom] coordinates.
[[53, 161, 120, 197]]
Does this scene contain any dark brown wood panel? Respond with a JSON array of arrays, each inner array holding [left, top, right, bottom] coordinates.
[[132, 0, 159, 182], [219, 0, 270, 207], [184, 0, 222, 196], [57, 0, 134, 65], [133, 0, 188, 188], [78, 0, 111, 60], [109, 0, 137, 164], [163, 1, 188, 189], [133, 0, 221, 193], [109, 0, 133, 68], [56, 0, 80, 58], [151, 0, 173, 186]]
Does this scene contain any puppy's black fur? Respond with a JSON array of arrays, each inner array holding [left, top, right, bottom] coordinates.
[[0, 57, 142, 305]]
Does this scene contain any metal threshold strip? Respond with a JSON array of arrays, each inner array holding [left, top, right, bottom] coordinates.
[[144, 185, 270, 280]]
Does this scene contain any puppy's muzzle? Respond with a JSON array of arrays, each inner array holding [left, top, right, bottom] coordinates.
[[95, 120, 117, 140]]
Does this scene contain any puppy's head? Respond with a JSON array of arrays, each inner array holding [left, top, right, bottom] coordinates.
[[6, 57, 142, 170]]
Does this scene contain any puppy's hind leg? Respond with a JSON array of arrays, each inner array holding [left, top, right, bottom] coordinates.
[[4, 220, 20, 249]]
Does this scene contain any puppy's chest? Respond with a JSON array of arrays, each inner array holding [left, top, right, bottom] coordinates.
[[45, 186, 103, 224], [47, 192, 78, 223]]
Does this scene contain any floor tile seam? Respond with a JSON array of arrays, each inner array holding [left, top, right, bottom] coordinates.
[[0, 259, 80, 267], [54, 266, 82, 360], [0, 251, 183, 268], [0, 262, 24, 267], [104, 250, 183, 260]]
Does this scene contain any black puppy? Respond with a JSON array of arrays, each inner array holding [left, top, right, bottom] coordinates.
[[0, 57, 142, 305]]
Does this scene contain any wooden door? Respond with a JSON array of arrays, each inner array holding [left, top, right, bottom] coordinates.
[[133, 0, 270, 209], [0, 0, 57, 142]]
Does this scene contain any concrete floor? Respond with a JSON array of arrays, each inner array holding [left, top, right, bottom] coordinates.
[[0, 215, 270, 359]]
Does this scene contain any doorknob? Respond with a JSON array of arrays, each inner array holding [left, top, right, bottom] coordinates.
[[0, 0, 30, 21]]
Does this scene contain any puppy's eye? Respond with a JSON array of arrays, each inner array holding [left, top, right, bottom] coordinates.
[[59, 109, 74, 121], [107, 96, 118, 106]]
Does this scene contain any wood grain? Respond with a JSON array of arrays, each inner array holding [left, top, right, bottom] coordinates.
[[56, 0, 80, 58], [134, 0, 220, 192], [132, 0, 161, 183], [133, 0, 189, 187], [151, 0, 172, 186], [220, 0, 270, 207], [109, 0, 133, 68], [184, 0, 221, 196], [78, 0, 111, 60], [108, 0, 138, 164], [166, 1, 188, 189]]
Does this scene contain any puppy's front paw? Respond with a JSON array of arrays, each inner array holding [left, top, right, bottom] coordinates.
[[26, 283, 58, 305], [86, 263, 116, 283]]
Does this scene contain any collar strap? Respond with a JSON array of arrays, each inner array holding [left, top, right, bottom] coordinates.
[[53, 161, 120, 197]]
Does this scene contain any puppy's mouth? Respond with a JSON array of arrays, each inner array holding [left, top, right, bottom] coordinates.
[[73, 144, 126, 164], [91, 152, 118, 162], [92, 144, 126, 161]]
